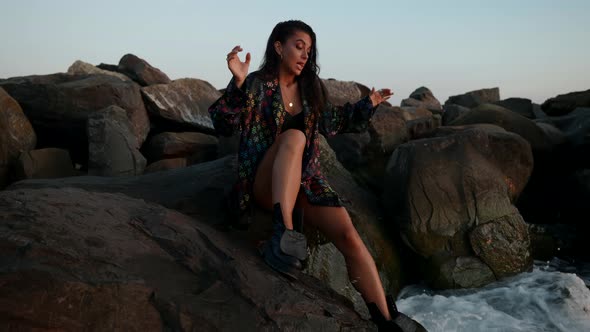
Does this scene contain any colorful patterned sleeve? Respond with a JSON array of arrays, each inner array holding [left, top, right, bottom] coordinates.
[[319, 95, 377, 137], [208, 76, 249, 136]]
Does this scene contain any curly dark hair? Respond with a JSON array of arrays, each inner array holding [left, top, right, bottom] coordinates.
[[258, 20, 327, 115]]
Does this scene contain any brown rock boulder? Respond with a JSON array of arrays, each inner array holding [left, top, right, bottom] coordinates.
[[0, 87, 36, 186], [141, 78, 220, 132], [67, 60, 130, 82], [541, 89, 590, 116], [493, 98, 535, 119], [0, 74, 150, 164], [9, 155, 236, 220], [383, 125, 534, 288], [517, 108, 590, 225], [469, 212, 532, 278], [144, 158, 188, 173], [0, 187, 373, 331], [87, 105, 147, 176], [322, 78, 364, 106], [450, 103, 558, 153], [143, 132, 218, 164], [401, 87, 442, 113], [444, 88, 500, 108], [11, 148, 404, 317], [535, 107, 590, 149], [442, 104, 470, 125], [14, 148, 76, 180], [118, 53, 171, 86]]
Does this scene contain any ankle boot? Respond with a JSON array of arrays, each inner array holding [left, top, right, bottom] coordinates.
[[387, 294, 428, 331], [367, 296, 428, 332], [281, 207, 307, 261], [261, 203, 303, 278], [366, 301, 403, 332]]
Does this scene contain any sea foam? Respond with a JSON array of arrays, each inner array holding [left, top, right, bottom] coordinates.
[[397, 261, 590, 332]]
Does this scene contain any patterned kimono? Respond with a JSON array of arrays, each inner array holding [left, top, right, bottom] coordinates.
[[208, 71, 376, 218]]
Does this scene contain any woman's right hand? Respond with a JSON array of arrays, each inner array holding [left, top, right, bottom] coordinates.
[[226, 45, 251, 89]]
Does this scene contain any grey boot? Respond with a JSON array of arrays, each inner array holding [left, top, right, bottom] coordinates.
[[261, 203, 303, 278], [280, 207, 307, 261]]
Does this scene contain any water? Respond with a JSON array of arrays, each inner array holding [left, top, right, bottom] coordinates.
[[397, 258, 590, 332]]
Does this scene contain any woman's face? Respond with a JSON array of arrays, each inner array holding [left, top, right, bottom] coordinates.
[[276, 30, 312, 76]]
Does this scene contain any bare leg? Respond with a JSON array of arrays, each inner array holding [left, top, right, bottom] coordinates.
[[252, 129, 390, 318], [297, 192, 392, 320], [253, 129, 306, 229]]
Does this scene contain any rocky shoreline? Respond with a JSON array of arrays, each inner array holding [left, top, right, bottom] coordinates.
[[1, 54, 589, 330]]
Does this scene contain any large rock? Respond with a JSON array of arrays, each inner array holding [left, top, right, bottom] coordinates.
[[143, 131, 218, 164], [9, 156, 236, 220], [444, 88, 500, 108], [517, 108, 590, 225], [322, 78, 365, 106], [401, 87, 442, 113], [370, 105, 411, 154], [14, 148, 76, 180], [118, 53, 171, 86], [144, 158, 188, 173], [541, 89, 590, 116], [0, 87, 36, 187], [141, 78, 220, 132], [383, 125, 534, 289], [67, 60, 130, 82], [442, 104, 470, 125], [493, 98, 535, 119], [535, 107, 590, 150], [360, 105, 412, 189], [469, 213, 532, 278], [0, 74, 150, 164], [11, 148, 405, 317], [0, 187, 374, 331], [88, 105, 147, 176], [450, 103, 559, 153]]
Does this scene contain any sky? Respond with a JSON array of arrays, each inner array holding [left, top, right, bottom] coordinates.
[[1, 0, 589, 105]]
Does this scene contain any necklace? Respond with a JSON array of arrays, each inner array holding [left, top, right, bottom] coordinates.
[[281, 81, 297, 109]]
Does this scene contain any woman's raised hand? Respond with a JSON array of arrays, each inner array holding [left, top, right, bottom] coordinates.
[[226, 45, 251, 88], [369, 87, 394, 107]]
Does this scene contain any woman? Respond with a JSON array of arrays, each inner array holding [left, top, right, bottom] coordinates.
[[209, 20, 423, 332]]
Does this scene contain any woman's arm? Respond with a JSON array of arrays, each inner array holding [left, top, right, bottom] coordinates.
[[319, 88, 392, 137], [208, 45, 252, 136], [319, 96, 376, 137]]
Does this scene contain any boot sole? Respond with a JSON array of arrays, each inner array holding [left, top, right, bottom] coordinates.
[[262, 250, 299, 280]]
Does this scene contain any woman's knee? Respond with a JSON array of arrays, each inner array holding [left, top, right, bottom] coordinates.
[[277, 129, 306, 152], [337, 226, 367, 258]]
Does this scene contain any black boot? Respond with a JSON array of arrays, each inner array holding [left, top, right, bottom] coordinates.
[[386, 294, 428, 332], [367, 296, 428, 332], [367, 301, 403, 332], [261, 203, 303, 279]]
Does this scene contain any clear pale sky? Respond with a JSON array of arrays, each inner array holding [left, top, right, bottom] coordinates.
[[1, 0, 589, 105]]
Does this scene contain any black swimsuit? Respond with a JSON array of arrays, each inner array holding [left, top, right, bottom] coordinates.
[[281, 111, 305, 133]]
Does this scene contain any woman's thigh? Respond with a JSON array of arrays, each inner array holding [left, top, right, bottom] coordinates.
[[252, 141, 279, 211]]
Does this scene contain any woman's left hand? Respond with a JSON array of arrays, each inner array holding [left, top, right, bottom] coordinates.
[[369, 87, 394, 107]]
